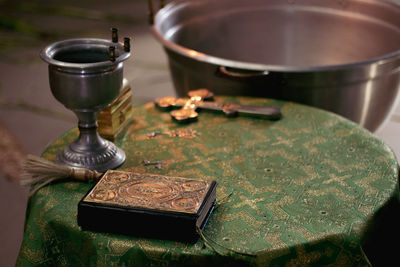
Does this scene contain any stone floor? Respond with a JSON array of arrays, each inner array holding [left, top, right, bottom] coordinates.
[[0, 0, 399, 266]]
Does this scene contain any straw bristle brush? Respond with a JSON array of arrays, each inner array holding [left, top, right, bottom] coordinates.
[[20, 155, 103, 196]]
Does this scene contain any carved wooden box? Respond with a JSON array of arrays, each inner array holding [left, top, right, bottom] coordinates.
[[97, 78, 132, 140], [77, 170, 217, 242]]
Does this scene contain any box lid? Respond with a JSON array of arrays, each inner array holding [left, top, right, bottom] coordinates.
[[82, 170, 216, 215]]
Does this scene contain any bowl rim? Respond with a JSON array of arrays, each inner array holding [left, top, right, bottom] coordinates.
[[153, 0, 400, 73]]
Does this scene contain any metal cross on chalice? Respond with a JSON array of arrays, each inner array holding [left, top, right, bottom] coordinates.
[[40, 28, 131, 172]]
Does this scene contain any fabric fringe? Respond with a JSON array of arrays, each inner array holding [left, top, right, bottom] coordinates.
[[196, 192, 256, 258], [196, 226, 256, 258]]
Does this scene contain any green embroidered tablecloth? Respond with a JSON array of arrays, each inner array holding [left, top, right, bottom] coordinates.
[[17, 97, 399, 266]]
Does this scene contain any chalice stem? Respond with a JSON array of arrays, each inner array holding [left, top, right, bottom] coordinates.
[[74, 110, 105, 150], [55, 110, 125, 172], [76, 110, 98, 129]]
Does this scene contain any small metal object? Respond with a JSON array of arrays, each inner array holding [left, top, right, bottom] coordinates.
[[145, 129, 200, 139], [168, 95, 203, 123], [143, 160, 164, 169], [187, 88, 214, 100], [111, 27, 118, 43], [170, 108, 198, 123], [124, 37, 131, 52], [109, 46, 116, 61], [155, 89, 282, 122], [165, 129, 200, 138], [155, 96, 187, 110], [201, 102, 282, 120], [146, 130, 161, 138]]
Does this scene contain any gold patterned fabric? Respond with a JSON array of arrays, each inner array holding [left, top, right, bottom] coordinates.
[[17, 97, 399, 266]]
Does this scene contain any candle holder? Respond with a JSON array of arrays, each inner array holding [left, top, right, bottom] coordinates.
[[40, 31, 131, 172]]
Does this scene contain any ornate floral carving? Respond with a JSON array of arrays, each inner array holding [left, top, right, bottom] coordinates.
[[84, 170, 213, 214]]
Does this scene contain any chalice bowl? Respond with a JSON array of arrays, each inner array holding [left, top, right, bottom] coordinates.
[[40, 34, 131, 172]]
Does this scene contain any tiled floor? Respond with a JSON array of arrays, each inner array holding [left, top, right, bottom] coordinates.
[[0, 1, 399, 266]]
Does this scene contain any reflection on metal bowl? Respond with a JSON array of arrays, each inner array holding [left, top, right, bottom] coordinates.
[[152, 0, 400, 131]]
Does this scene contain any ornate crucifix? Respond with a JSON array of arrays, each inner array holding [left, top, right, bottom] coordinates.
[[155, 89, 282, 123]]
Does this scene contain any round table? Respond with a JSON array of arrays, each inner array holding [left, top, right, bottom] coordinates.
[[17, 96, 399, 266]]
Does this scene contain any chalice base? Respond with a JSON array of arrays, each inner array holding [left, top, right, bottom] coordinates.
[[55, 138, 126, 172]]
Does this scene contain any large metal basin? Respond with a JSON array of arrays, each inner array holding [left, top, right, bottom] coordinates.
[[152, 0, 400, 131]]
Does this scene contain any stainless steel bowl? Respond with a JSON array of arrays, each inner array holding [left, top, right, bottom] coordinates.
[[153, 0, 400, 131]]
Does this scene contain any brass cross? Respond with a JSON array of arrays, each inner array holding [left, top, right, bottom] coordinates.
[[155, 89, 282, 123]]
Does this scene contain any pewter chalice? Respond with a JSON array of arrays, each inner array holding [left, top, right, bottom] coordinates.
[[40, 31, 131, 171]]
